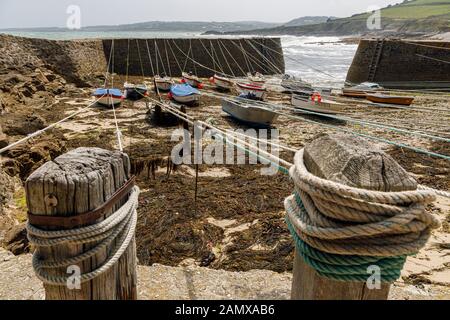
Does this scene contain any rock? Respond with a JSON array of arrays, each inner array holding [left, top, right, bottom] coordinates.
[[0, 96, 5, 114], [0, 168, 15, 216], [3, 114, 46, 136], [0, 125, 7, 149], [3, 223, 30, 255], [304, 133, 417, 191]]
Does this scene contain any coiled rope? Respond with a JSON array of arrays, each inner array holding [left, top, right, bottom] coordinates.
[[27, 186, 140, 286], [285, 149, 441, 282]]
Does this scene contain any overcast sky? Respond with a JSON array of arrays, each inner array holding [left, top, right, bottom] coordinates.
[[0, 0, 402, 28]]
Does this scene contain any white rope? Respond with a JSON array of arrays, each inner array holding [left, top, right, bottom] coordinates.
[[146, 97, 293, 167], [218, 39, 247, 76], [27, 186, 140, 286], [145, 39, 155, 76]]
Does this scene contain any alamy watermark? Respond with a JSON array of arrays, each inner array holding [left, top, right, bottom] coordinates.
[[366, 6, 382, 30], [366, 265, 382, 290], [67, 265, 81, 290], [66, 5, 81, 30]]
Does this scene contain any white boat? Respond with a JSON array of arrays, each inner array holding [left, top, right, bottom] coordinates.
[[236, 82, 268, 100], [212, 74, 233, 90], [247, 72, 265, 84], [182, 72, 202, 88], [222, 98, 278, 127], [291, 94, 345, 115], [154, 75, 174, 91], [169, 84, 201, 105], [93, 88, 123, 107]]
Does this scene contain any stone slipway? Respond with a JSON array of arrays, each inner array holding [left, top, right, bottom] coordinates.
[[1, 248, 449, 300]]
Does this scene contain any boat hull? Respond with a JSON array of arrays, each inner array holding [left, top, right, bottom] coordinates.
[[124, 87, 147, 100], [155, 80, 173, 91], [172, 94, 201, 104], [214, 75, 233, 90], [366, 94, 414, 106], [236, 83, 267, 100], [342, 89, 369, 98], [221, 99, 278, 127], [95, 95, 123, 107], [291, 95, 344, 115], [182, 72, 202, 88]]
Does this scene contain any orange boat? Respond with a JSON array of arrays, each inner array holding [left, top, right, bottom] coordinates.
[[366, 94, 414, 106], [342, 82, 383, 98]]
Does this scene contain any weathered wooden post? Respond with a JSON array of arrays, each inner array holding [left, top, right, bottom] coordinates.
[[287, 133, 439, 300], [25, 147, 138, 300]]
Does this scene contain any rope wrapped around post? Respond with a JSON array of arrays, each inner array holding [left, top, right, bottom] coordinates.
[[285, 149, 441, 283], [27, 186, 140, 286]]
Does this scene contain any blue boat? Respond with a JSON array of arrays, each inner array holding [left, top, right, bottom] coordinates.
[[93, 88, 123, 107], [169, 84, 201, 104]]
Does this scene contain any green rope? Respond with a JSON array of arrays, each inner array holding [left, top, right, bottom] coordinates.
[[285, 194, 410, 283]]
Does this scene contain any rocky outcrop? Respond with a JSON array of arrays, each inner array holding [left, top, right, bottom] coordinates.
[[2, 223, 29, 255], [0, 124, 7, 149]]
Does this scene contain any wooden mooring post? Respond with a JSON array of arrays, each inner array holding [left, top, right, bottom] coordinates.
[[290, 134, 419, 300], [25, 147, 138, 300]]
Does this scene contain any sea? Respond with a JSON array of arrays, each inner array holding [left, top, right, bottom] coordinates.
[[2, 31, 358, 88]]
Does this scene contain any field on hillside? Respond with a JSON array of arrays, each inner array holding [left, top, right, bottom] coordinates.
[[350, 0, 450, 20]]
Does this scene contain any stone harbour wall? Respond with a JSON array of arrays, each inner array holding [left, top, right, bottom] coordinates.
[[346, 39, 450, 89], [102, 38, 285, 77]]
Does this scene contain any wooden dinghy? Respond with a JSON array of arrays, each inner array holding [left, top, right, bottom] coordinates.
[[169, 84, 201, 105], [182, 72, 203, 88], [342, 82, 383, 98], [93, 88, 123, 107], [221, 98, 278, 127], [366, 93, 414, 106], [291, 94, 345, 115], [236, 82, 268, 100], [124, 82, 148, 100], [211, 74, 234, 91], [154, 75, 174, 91]]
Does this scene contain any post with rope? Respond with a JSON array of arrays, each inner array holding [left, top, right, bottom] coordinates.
[[25, 147, 139, 300], [286, 133, 440, 300]]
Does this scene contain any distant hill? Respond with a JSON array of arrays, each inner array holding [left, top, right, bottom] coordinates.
[[0, 21, 280, 33], [284, 16, 336, 27], [219, 0, 450, 36]]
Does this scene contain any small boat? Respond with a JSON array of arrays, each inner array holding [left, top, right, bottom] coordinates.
[[93, 88, 123, 107], [154, 75, 174, 91], [291, 94, 345, 115], [169, 84, 201, 105], [222, 98, 278, 127], [281, 74, 314, 96], [211, 74, 233, 91], [236, 82, 267, 100], [247, 72, 265, 84], [342, 82, 383, 98], [366, 93, 414, 106], [182, 72, 202, 88], [123, 82, 148, 100]]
